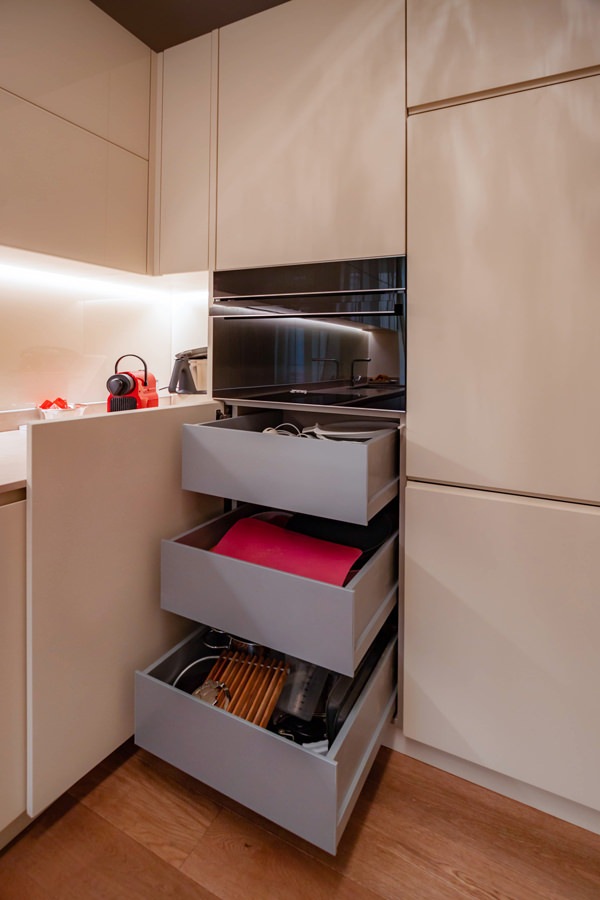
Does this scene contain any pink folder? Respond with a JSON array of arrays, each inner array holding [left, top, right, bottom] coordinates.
[[210, 517, 362, 586]]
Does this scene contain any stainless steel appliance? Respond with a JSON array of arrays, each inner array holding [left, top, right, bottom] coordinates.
[[210, 256, 406, 412], [168, 347, 207, 395]]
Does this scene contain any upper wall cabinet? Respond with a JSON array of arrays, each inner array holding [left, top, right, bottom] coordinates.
[[406, 75, 600, 504], [0, 90, 148, 272], [407, 0, 600, 107], [216, 0, 405, 270], [0, 0, 151, 159], [159, 34, 212, 275]]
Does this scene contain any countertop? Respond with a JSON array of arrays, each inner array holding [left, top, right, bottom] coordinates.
[[0, 396, 218, 495], [0, 429, 26, 493]]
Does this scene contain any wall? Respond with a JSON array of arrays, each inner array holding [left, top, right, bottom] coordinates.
[[0, 245, 209, 411]]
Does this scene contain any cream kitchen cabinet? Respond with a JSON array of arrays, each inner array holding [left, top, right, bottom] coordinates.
[[407, 0, 600, 108], [27, 404, 221, 818], [0, 499, 26, 833], [136, 407, 400, 853], [0, 89, 148, 272], [215, 0, 405, 270], [406, 75, 600, 503], [158, 33, 213, 274], [0, 0, 151, 159], [404, 481, 600, 813]]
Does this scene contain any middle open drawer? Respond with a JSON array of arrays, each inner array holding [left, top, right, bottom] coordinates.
[[161, 504, 398, 677]]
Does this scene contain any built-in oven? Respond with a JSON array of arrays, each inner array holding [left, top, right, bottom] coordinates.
[[210, 256, 406, 413]]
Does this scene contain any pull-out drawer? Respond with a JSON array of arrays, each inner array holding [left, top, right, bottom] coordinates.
[[161, 504, 398, 676], [182, 412, 399, 525], [135, 628, 397, 855]]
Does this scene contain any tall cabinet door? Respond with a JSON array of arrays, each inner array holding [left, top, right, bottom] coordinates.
[[159, 34, 213, 274], [406, 75, 600, 503], [216, 0, 405, 270], [404, 481, 600, 812]]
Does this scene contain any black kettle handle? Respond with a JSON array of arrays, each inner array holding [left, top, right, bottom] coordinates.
[[114, 354, 148, 385]]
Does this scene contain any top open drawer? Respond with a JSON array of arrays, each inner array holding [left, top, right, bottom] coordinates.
[[182, 412, 399, 525]]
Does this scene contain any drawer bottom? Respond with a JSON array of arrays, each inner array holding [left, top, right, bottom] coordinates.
[[135, 629, 397, 854]]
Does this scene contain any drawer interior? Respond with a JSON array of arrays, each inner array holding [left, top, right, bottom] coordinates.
[[161, 502, 399, 675], [182, 412, 400, 526], [136, 623, 397, 853], [172, 501, 398, 584], [143, 618, 395, 754]]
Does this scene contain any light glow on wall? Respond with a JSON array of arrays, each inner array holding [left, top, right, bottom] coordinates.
[[0, 261, 166, 299], [0, 246, 209, 410]]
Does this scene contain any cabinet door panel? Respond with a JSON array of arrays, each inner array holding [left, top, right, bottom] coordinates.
[[216, 0, 405, 269], [159, 34, 212, 274], [406, 76, 600, 503], [0, 500, 26, 831], [0, 90, 148, 272], [106, 144, 149, 274], [0, 0, 150, 158], [404, 482, 600, 810], [27, 404, 221, 817], [407, 0, 600, 107]]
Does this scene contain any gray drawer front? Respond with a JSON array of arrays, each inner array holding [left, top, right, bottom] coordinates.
[[161, 505, 398, 676], [135, 629, 397, 855], [182, 413, 399, 526]]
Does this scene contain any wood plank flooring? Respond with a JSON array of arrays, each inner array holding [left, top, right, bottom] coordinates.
[[1, 741, 600, 899]]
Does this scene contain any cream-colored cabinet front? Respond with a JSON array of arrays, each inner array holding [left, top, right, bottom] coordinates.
[[404, 481, 600, 812], [406, 75, 600, 503], [0, 500, 26, 832], [0, 89, 148, 272], [407, 0, 600, 107], [27, 404, 221, 818], [216, 0, 405, 269], [158, 34, 212, 274], [0, 0, 151, 158]]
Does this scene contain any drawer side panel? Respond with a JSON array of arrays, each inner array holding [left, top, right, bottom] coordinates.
[[332, 638, 397, 831]]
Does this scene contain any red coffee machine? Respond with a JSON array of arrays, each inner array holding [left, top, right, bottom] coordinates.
[[106, 355, 158, 412]]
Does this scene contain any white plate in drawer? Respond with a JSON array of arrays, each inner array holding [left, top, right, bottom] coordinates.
[[135, 628, 397, 855], [161, 504, 398, 676], [182, 411, 399, 526]]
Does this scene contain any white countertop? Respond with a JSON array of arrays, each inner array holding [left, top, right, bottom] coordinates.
[[0, 396, 219, 494], [0, 429, 26, 493]]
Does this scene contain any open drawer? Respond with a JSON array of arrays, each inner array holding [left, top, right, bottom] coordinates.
[[135, 628, 397, 855], [161, 504, 398, 676], [182, 411, 399, 526]]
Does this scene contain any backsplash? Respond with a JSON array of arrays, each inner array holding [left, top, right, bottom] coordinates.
[[0, 246, 209, 411]]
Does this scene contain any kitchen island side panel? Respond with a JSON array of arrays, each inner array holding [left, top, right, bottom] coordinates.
[[27, 402, 221, 817]]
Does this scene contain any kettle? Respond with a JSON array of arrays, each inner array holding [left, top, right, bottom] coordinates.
[[168, 347, 207, 394]]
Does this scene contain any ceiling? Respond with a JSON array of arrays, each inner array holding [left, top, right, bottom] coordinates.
[[90, 0, 290, 52]]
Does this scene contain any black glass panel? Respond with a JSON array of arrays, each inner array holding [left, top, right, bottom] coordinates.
[[211, 293, 404, 317], [213, 256, 405, 297], [211, 256, 406, 408]]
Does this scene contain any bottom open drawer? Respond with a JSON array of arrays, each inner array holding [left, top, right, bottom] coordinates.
[[135, 628, 397, 855]]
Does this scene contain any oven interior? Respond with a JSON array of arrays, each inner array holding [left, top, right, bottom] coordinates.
[[210, 256, 406, 412]]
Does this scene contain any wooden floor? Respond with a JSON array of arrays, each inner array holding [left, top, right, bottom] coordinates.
[[1, 741, 600, 899]]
